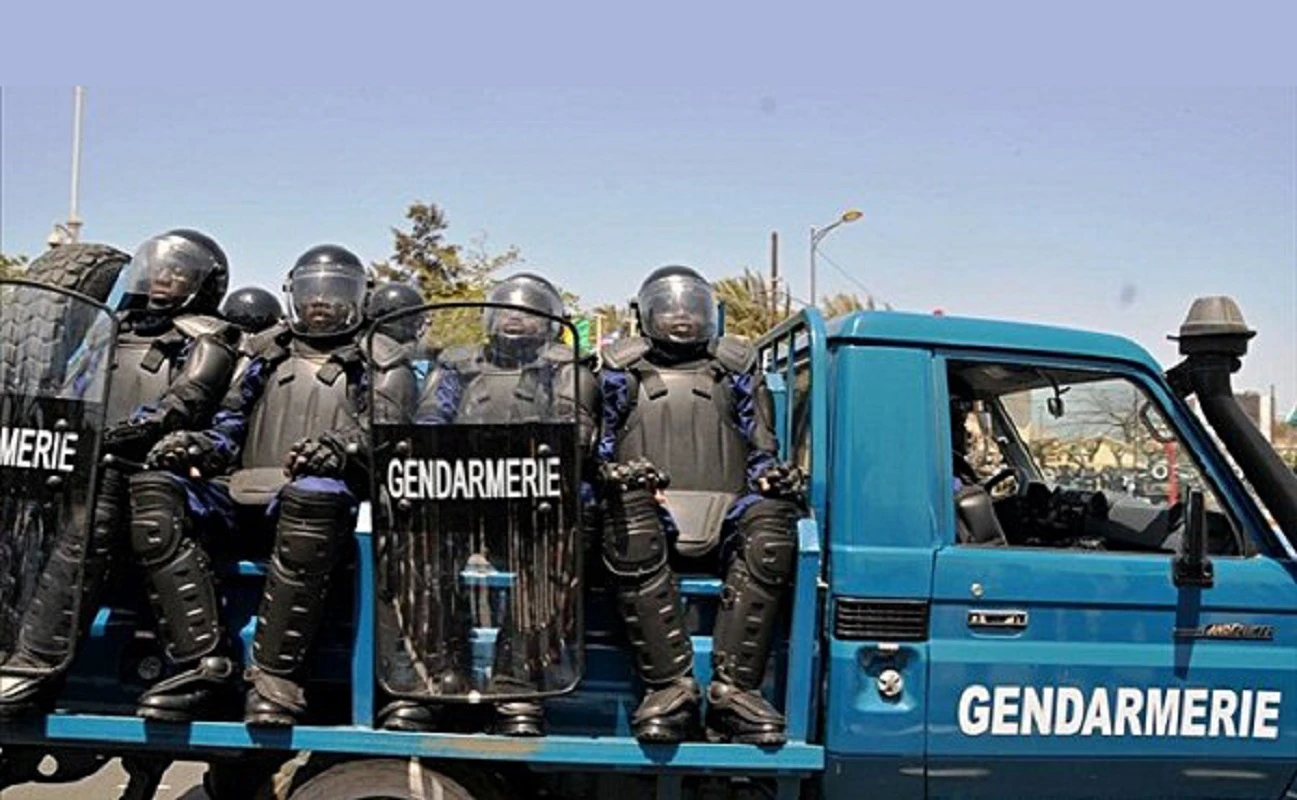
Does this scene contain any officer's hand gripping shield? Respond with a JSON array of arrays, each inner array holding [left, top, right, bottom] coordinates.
[[367, 302, 583, 703], [0, 280, 116, 672]]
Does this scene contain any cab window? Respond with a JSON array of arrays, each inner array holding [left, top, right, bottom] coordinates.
[[946, 359, 1245, 556]]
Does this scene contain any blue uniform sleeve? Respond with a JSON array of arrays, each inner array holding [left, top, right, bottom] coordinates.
[[415, 364, 463, 424], [730, 372, 779, 486], [596, 368, 632, 465]]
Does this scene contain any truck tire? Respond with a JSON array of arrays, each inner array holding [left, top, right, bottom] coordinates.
[[0, 243, 129, 388], [287, 759, 478, 800]]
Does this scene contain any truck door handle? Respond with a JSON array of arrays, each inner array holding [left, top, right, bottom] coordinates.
[[967, 609, 1028, 630]]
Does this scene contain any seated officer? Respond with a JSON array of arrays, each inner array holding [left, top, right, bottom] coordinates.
[[137, 245, 417, 724], [596, 265, 805, 746]]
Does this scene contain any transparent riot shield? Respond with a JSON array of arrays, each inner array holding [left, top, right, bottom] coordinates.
[[368, 303, 583, 703], [0, 280, 116, 670]]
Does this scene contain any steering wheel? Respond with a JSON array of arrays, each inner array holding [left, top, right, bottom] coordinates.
[[981, 465, 1029, 495]]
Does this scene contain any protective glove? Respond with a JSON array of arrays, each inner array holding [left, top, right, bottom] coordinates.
[[753, 462, 807, 502], [103, 418, 163, 462], [146, 431, 230, 478], [284, 434, 347, 478], [598, 457, 671, 495]]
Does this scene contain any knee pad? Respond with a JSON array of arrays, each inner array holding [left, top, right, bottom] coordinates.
[[128, 472, 189, 567], [273, 481, 354, 577], [601, 488, 669, 580], [737, 499, 798, 588]]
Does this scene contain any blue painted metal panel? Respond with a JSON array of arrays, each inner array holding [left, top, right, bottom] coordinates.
[[783, 519, 822, 742], [826, 346, 941, 597], [351, 525, 375, 727], [827, 309, 1162, 375], [928, 546, 1297, 798]]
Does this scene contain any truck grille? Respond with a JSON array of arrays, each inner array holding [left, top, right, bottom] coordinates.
[[834, 598, 929, 641]]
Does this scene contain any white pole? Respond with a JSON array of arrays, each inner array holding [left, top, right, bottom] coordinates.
[[67, 86, 85, 242]]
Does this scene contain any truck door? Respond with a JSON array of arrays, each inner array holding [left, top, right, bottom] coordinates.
[[926, 356, 1297, 799]]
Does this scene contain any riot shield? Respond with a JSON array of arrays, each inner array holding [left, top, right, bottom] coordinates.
[[0, 280, 116, 670], [369, 302, 583, 703]]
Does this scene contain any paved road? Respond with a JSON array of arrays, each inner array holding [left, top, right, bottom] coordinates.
[[5, 760, 209, 799]]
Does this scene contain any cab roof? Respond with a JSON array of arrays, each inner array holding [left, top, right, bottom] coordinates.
[[824, 309, 1164, 373]]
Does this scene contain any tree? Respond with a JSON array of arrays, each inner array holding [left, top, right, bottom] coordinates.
[[0, 252, 28, 281], [713, 267, 883, 340]]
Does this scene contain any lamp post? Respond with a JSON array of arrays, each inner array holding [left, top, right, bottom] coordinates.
[[809, 208, 863, 306], [48, 86, 85, 248]]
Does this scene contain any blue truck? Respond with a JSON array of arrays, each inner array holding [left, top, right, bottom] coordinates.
[[1, 292, 1294, 799]]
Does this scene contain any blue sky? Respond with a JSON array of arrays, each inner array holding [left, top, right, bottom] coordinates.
[[1, 87, 1293, 408]]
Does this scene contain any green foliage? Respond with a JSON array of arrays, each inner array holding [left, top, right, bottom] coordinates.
[[0, 252, 29, 281], [713, 267, 880, 339]]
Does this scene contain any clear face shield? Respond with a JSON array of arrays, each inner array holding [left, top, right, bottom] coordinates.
[[637, 274, 717, 346], [117, 235, 220, 313], [286, 265, 367, 336], [482, 281, 563, 350]]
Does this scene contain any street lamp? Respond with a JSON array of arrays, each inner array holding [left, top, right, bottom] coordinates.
[[809, 208, 863, 305], [48, 86, 85, 248]]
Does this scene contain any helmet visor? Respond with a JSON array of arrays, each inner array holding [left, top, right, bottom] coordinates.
[[118, 235, 220, 312], [638, 274, 717, 345], [483, 281, 563, 341], [287, 264, 367, 335]]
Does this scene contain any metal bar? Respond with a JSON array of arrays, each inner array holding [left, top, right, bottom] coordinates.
[[783, 518, 822, 742], [351, 510, 375, 727], [16, 715, 826, 771]]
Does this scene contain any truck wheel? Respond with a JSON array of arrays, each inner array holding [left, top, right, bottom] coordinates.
[[287, 759, 478, 800]]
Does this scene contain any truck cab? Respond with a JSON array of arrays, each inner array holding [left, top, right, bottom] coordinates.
[[3, 295, 1294, 799]]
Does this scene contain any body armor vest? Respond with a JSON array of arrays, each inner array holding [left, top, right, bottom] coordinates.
[[449, 346, 565, 424], [240, 340, 359, 470], [104, 316, 221, 426]]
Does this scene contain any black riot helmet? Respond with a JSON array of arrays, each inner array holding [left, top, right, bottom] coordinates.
[[283, 244, 370, 339], [636, 264, 718, 356], [116, 228, 229, 317], [366, 281, 425, 343], [483, 272, 565, 361], [221, 286, 284, 334]]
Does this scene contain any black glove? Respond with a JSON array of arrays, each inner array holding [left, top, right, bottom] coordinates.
[[598, 457, 670, 494], [284, 435, 347, 478], [104, 418, 163, 462], [753, 462, 807, 502], [146, 431, 230, 477]]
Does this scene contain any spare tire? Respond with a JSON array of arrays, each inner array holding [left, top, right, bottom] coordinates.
[[22, 243, 130, 303], [1, 243, 128, 390]]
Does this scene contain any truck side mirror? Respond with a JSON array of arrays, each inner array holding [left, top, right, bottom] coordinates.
[[1172, 489, 1214, 588]]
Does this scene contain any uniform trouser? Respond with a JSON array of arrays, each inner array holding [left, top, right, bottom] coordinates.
[[128, 472, 238, 666], [605, 490, 798, 692], [4, 466, 128, 675], [249, 477, 359, 682]]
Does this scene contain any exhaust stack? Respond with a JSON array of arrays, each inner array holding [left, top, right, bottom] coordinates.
[[1170, 296, 1297, 547]]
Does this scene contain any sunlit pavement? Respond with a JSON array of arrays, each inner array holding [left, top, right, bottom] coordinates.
[[4, 760, 208, 799]]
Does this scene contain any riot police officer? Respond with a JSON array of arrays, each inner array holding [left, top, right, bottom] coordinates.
[[137, 245, 417, 725], [380, 273, 598, 736], [597, 265, 802, 745], [221, 286, 283, 335], [0, 229, 238, 717]]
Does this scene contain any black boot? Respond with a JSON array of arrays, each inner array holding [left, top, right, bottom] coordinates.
[[704, 680, 786, 746], [378, 698, 442, 732], [138, 656, 236, 723], [632, 675, 701, 743], [243, 667, 307, 727]]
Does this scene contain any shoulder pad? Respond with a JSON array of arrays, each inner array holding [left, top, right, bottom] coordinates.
[[242, 322, 293, 359], [538, 342, 576, 364], [601, 337, 652, 370], [366, 332, 410, 370], [711, 336, 757, 374], [174, 314, 233, 341]]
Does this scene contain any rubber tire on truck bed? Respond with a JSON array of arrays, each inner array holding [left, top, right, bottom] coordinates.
[[287, 758, 477, 800], [0, 243, 129, 387]]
